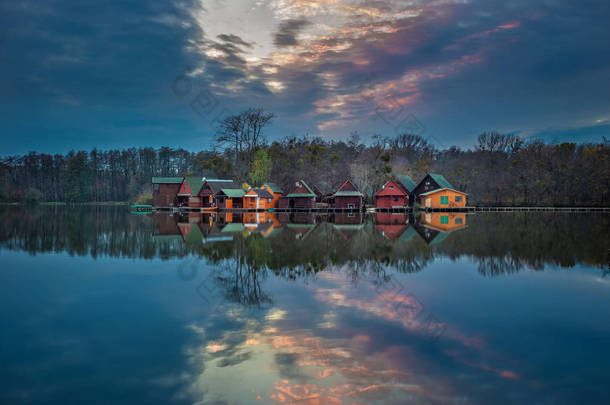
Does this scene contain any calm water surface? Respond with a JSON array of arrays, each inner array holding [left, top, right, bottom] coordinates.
[[1, 206, 609, 404]]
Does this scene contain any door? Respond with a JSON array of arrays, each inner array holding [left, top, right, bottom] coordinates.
[[425, 198, 431, 208]]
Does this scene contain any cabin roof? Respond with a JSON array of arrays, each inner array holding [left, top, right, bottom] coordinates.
[[287, 180, 316, 197], [334, 190, 364, 197], [398, 226, 418, 242], [205, 180, 238, 193], [218, 188, 245, 198], [264, 182, 284, 194], [251, 188, 274, 199], [429, 173, 453, 189], [396, 174, 416, 193], [152, 177, 183, 184], [184, 177, 205, 194], [419, 187, 468, 197], [375, 179, 408, 196]]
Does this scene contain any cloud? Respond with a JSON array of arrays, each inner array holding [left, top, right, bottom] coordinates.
[[273, 19, 311, 47]]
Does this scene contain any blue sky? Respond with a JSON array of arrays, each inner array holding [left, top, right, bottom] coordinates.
[[1, 0, 609, 154]]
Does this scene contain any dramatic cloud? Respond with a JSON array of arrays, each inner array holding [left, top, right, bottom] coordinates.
[[1, 0, 609, 153], [273, 19, 311, 47]]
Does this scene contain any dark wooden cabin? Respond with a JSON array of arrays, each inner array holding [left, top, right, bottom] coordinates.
[[215, 188, 245, 209], [279, 180, 317, 209], [374, 179, 409, 209], [199, 178, 239, 208], [331, 180, 364, 210], [176, 177, 205, 208], [412, 173, 454, 199], [152, 177, 183, 207]]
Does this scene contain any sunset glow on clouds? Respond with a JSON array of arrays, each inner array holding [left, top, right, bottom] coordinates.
[[1, 0, 609, 152], [177, 267, 524, 404]]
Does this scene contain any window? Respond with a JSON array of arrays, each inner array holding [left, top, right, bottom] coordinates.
[[441, 215, 449, 224], [441, 196, 448, 205], [389, 185, 394, 189], [393, 196, 398, 202], [455, 195, 463, 203], [455, 217, 463, 224]]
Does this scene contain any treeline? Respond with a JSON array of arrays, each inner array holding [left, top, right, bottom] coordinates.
[[1, 109, 609, 205]]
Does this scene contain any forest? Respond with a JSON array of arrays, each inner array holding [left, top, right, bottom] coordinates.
[[1, 108, 609, 206]]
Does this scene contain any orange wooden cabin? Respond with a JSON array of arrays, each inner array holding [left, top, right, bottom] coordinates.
[[418, 188, 467, 209], [261, 183, 284, 208], [243, 188, 275, 210]]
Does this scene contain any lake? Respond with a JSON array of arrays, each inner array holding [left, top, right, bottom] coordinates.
[[1, 206, 609, 404]]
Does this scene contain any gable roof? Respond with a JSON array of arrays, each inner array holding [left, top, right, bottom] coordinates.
[[203, 179, 238, 194], [251, 188, 274, 199], [217, 188, 245, 198], [184, 177, 205, 195], [396, 174, 416, 193], [333, 179, 363, 197], [429, 173, 453, 189], [419, 187, 468, 197], [264, 182, 284, 194], [287, 180, 316, 197], [152, 177, 183, 184], [375, 179, 408, 197]]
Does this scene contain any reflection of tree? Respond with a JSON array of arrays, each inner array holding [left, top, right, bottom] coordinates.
[[2, 206, 610, 279], [216, 258, 272, 309]]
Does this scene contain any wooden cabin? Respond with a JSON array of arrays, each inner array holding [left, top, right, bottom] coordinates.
[[279, 180, 317, 209], [418, 188, 467, 209], [176, 177, 205, 208], [374, 179, 409, 209], [412, 173, 454, 198], [152, 177, 183, 207], [331, 180, 364, 210], [199, 178, 239, 208], [243, 188, 275, 210], [261, 183, 284, 208], [215, 188, 245, 209]]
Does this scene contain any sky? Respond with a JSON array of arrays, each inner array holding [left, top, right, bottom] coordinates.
[[1, 0, 609, 154]]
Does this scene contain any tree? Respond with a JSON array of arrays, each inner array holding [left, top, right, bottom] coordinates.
[[249, 149, 272, 185]]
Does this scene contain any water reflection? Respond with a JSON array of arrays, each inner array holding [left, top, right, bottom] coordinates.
[[1, 205, 609, 404], [1, 206, 608, 275]]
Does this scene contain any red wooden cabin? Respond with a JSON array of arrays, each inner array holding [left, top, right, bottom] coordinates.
[[176, 177, 205, 208], [331, 180, 364, 210], [374, 179, 409, 209], [279, 180, 316, 209]]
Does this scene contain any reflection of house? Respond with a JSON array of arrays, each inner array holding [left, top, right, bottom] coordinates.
[[375, 212, 410, 240], [216, 188, 245, 209], [331, 180, 364, 210], [415, 212, 467, 244], [199, 179, 238, 208], [152, 177, 183, 207], [412, 173, 467, 208], [244, 188, 275, 209], [261, 183, 284, 208], [152, 213, 181, 238], [332, 212, 364, 240], [177, 177, 205, 208], [279, 180, 317, 209]]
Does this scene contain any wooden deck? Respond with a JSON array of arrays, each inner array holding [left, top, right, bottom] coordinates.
[[151, 205, 610, 213]]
